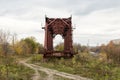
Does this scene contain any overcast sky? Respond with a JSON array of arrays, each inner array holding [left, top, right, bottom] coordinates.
[[0, 0, 120, 46]]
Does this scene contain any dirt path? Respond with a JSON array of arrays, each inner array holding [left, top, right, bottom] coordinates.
[[19, 59, 92, 80], [30, 64, 92, 80], [19, 59, 40, 80]]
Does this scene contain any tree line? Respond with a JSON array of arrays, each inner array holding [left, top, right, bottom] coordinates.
[[0, 29, 120, 64], [0, 30, 44, 56]]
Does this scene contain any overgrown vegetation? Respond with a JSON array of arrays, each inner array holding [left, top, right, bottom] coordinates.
[[30, 53, 120, 80], [0, 54, 34, 80], [0, 29, 120, 80], [30, 42, 120, 80], [0, 30, 36, 80], [100, 41, 120, 64]]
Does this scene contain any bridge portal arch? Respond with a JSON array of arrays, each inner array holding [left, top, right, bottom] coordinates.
[[42, 16, 74, 58]]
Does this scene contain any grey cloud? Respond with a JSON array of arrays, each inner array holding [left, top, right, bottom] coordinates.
[[1, 0, 120, 17], [74, 0, 120, 15], [0, 1, 112, 15], [0, 0, 120, 46]]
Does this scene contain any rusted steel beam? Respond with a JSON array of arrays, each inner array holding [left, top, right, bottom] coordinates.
[[42, 17, 74, 58]]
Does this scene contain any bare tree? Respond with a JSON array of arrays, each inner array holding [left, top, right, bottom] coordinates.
[[0, 29, 11, 80]]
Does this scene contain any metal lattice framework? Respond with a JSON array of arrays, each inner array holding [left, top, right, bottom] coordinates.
[[42, 16, 74, 58]]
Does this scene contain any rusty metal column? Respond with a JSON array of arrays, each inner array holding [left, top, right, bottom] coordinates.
[[47, 30, 53, 51]]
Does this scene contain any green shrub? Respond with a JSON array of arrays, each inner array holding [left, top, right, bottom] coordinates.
[[0, 54, 34, 80], [30, 54, 43, 63], [29, 53, 120, 80]]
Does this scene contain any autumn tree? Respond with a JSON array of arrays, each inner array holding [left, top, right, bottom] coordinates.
[[14, 36, 43, 54], [103, 41, 120, 63], [0, 29, 12, 79]]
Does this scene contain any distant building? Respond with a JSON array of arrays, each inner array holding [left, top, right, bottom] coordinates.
[[111, 39, 120, 45]]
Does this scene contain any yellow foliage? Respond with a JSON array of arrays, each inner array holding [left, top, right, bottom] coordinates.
[[98, 52, 107, 61], [15, 46, 22, 54]]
